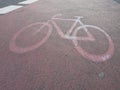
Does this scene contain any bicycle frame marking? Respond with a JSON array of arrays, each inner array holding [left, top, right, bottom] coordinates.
[[9, 14, 115, 62], [50, 14, 94, 40]]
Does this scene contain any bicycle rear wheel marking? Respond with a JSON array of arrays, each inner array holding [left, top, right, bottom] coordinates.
[[73, 25, 114, 62], [9, 22, 52, 54]]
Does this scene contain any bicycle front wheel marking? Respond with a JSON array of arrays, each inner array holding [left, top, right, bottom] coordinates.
[[72, 25, 114, 62], [9, 22, 52, 54]]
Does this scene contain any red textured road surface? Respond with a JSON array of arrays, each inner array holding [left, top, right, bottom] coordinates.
[[0, 0, 120, 90]]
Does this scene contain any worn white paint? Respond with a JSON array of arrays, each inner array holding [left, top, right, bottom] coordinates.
[[0, 5, 23, 14], [18, 0, 39, 4], [0, 0, 39, 15]]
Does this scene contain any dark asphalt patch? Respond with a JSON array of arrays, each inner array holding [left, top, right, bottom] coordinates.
[[0, 0, 26, 8], [114, 0, 120, 3]]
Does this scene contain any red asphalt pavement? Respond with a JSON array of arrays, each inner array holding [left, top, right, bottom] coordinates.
[[0, 0, 120, 90]]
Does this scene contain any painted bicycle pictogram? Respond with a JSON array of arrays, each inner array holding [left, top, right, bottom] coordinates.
[[9, 14, 114, 62]]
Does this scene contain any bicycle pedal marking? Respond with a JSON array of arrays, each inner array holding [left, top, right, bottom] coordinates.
[[64, 35, 77, 40], [9, 14, 115, 62]]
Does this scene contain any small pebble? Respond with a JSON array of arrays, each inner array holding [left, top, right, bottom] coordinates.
[[98, 72, 105, 79]]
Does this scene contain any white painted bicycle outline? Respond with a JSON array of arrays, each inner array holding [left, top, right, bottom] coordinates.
[[9, 14, 114, 62]]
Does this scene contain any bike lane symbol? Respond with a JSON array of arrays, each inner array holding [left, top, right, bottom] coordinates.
[[9, 14, 115, 62]]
